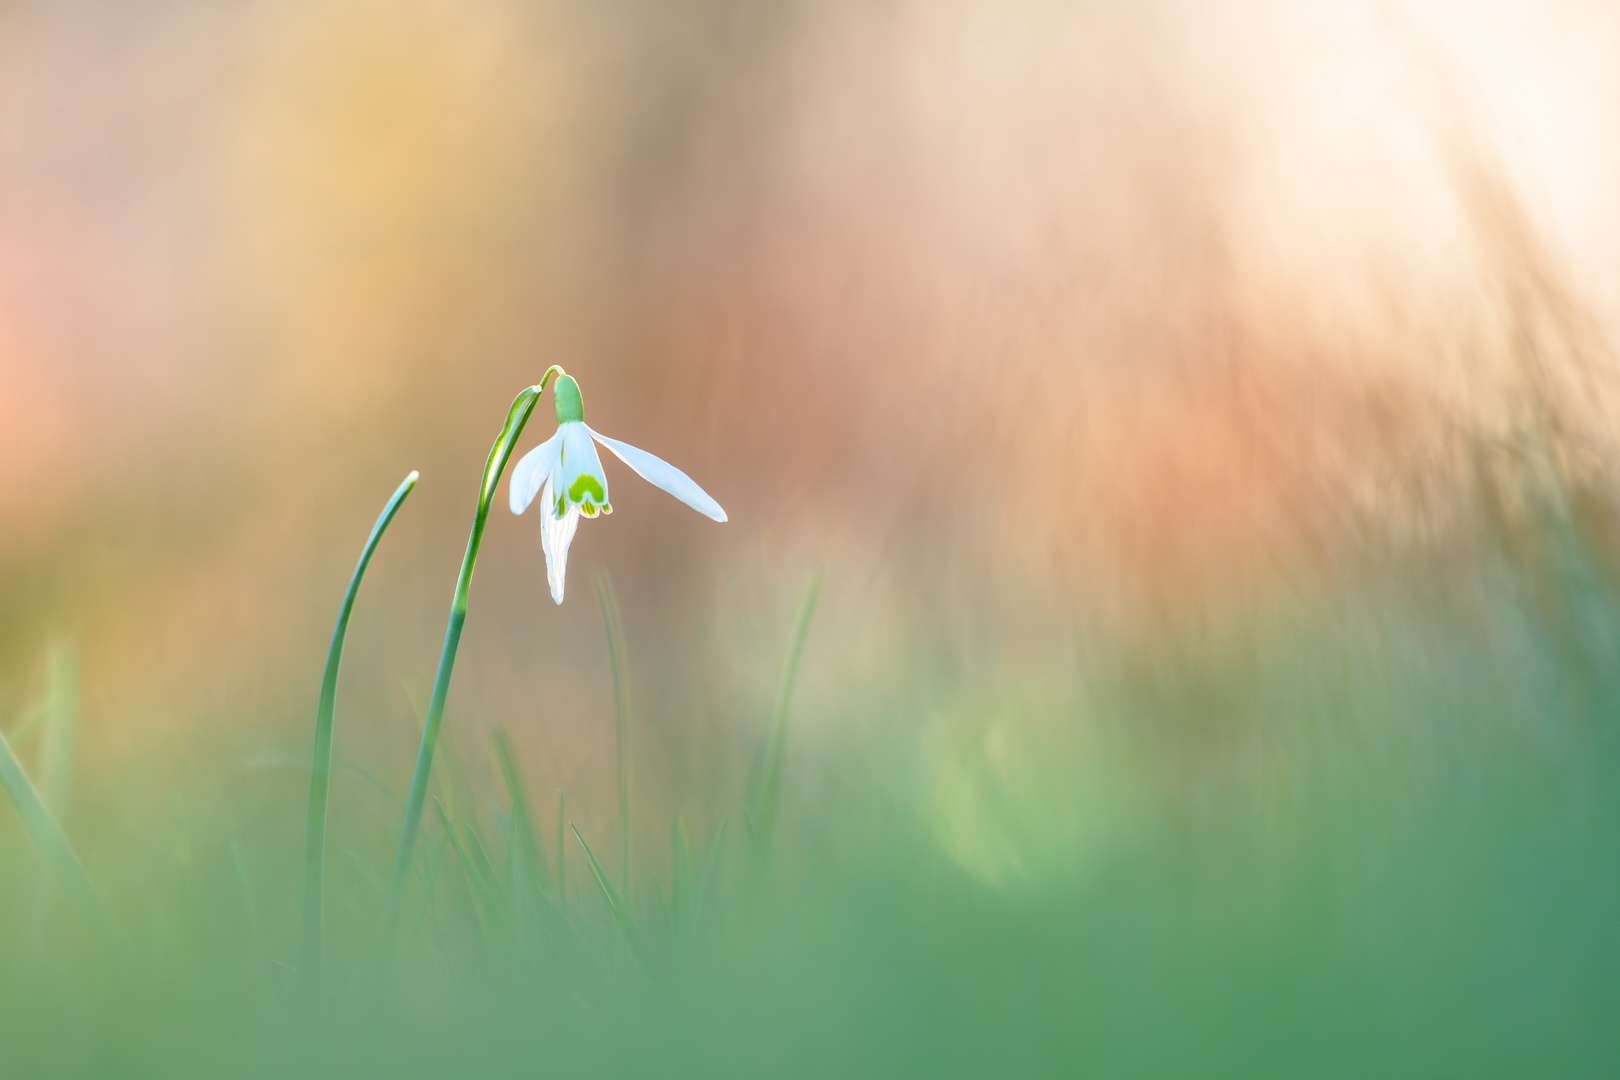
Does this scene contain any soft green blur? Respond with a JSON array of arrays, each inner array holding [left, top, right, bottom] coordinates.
[[6, 0, 1620, 1076], [5, 501, 1620, 1077]]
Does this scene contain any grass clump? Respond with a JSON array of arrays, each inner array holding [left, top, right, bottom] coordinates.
[[6, 441, 1620, 1079]]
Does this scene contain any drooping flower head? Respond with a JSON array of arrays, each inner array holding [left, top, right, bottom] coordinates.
[[509, 372, 726, 603]]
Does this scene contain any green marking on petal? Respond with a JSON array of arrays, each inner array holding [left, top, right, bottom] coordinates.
[[554, 375, 585, 423], [569, 473, 606, 504]]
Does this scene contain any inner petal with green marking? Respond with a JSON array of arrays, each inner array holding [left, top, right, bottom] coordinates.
[[569, 474, 606, 504]]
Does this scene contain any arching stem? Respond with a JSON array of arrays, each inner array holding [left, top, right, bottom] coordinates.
[[379, 368, 562, 948]]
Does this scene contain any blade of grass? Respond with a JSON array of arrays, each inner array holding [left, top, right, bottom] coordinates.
[[40, 639, 77, 815], [4, 701, 44, 744], [462, 820, 506, 921], [300, 470, 418, 993], [697, 820, 728, 913], [435, 734, 476, 841], [229, 839, 262, 964], [409, 830, 453, 960], [555, 789, 567, 909], [571, 822, 655, 976], [491, 729, 547, 893], [413, 829, 451, 907], [504, 809, 527, 953], [670, 816, 691, 932], [435, 799, 498, 933], [28, 640, 79, 931], [594, 571, 633, 897], [0, 723, 103, 922], [381, 370, 565, 949], [746, 574, 822, 870]]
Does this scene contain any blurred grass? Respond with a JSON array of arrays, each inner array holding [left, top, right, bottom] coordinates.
[[2, 493, 1620, 1079]]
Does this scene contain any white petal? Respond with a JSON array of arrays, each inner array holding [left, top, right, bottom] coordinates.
[[509, 430, 562, 515], [539, 479, 582, 604], [587, 427, 727, 522], [557, 421, 611, 510]]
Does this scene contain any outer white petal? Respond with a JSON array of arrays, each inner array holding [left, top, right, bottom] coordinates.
[[509, 430, 562, 514], [539, 477, 582, 604], [587, 427, 727, 522]]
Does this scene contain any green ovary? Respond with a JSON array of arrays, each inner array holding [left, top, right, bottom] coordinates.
[[553, 375, 585, 423]]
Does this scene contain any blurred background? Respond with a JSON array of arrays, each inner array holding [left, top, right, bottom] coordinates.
[[5, 0, 1620, 1073]]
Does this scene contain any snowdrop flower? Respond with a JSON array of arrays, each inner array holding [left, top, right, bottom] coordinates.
[[509, 373, 727, 603]]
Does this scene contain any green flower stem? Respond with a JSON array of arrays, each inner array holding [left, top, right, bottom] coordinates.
[[380, 368, 562, 946], [300, 470, 418, 992]]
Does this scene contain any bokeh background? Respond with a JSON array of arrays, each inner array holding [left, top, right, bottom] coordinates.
[[6, 0, 1620, 1074]]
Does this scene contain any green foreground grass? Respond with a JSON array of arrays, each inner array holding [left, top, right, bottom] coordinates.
[[4, 515, 1620, 1078]]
